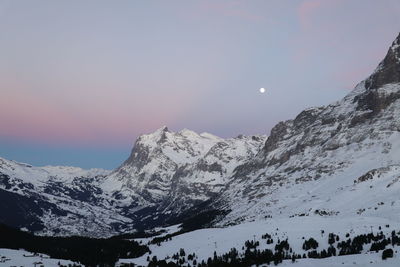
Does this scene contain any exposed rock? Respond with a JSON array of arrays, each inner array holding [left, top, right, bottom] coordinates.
[[365, 33, 400, 89]]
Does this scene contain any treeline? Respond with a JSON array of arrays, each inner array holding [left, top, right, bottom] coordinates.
[[145, 228, 400, 267], [146, 238, 296, 267], [150, 209, 228, 245], [0, 223, 149, 266]]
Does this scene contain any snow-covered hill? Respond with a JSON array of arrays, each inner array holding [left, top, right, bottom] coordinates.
[[119, 217, 400, 266]]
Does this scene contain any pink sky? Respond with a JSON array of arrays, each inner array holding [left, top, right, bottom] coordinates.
[[0, 0, 399, 167]]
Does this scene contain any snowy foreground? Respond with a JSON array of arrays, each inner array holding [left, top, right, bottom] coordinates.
[[0, 248, 78, 266], [119, 216, 400, 266], [277, 254, 398, 267]]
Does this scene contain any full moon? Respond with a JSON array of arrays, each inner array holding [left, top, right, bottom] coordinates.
[[259, 88, 266, 93]]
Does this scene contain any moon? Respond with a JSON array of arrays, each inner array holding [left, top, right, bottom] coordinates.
[[259, 87, 266, 93]]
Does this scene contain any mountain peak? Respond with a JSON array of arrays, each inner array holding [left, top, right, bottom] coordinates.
[[365, 32, 400, 89], [156, 125, 169, 133]]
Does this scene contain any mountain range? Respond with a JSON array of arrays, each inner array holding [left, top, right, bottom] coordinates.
[[1, 32, 400, 241]]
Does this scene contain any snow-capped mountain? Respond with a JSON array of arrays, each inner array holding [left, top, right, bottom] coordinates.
[[103, 126, 223, 206], [0, 128, 265, 235], [99, 127, 266, 229]]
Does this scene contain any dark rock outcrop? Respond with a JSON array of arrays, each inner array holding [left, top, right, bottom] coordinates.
[[366, 33, 400, 89]]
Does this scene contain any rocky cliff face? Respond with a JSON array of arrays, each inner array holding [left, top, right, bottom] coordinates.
[[102, 127, 266, 228], [366, 33, 400, 90]]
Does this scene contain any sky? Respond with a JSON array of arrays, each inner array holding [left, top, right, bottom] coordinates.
[[0, 0, 399, 169]]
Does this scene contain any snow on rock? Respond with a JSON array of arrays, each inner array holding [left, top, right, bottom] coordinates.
[[101, 126, 266, 226]]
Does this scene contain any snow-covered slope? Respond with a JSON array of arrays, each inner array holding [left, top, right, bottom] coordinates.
[[207, 33, 400, 227], [0, 157, 134, 236], [0, 248, 79, 266], [120, 217, 400, 266]]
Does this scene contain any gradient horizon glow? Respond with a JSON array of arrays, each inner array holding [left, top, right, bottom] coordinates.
[[1, 0, 400, 169]]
